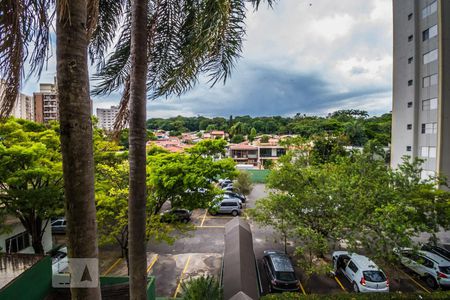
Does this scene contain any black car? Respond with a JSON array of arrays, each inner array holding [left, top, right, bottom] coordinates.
[[263, 250, 299, 293], [160, 209, 192, 223], [224, 191, 246, 203]]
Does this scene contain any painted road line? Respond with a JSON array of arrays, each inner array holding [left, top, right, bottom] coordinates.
[[399, 269, 431, 294], [334, 276, 347, 292], [200, 210, 208, 227], [299, 282, 306, 295], [146, 254, 159, 274], [195, 225, 225, 229], [103, 258, 122, 276], [173, 255, 192, 298]]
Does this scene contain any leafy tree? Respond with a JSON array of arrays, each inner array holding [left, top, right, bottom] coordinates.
[[248, 127, 257, 142], [230, 134, 245, 144], [0, 118, 63, 254], [181, 275, 222, 300], [262, 159, 274, 170], [233, 171, 253, 196], [260, 135, 270, 143], [309, 134, 348, 165]]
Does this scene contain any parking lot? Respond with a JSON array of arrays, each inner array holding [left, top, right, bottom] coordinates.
[[97, 184, 447, 297]]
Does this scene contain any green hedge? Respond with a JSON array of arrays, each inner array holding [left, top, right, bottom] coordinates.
[[247, 169, 271, 183], [262, 292, 450, 300]]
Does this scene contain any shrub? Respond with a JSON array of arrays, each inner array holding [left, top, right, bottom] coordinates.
[[181, 275, 222, 300]]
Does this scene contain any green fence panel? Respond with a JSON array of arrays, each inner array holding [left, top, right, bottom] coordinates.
[[247, 169, 271, 183], [0, 256, 52, 300]]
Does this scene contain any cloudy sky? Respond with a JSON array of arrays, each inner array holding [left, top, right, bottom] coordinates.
[[22, 0, 393, 118]]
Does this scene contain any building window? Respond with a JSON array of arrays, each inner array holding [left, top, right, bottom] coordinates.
[[421, 146, 436, 158], [423, 49, 438, 64], [408, 13, 413, 20], [406, 146, 412, 152], [423, 25, 438, 41], [422, 1, 437, 19], [407, 124, 412, 130], [422, 74, 438, 87], [408, 80, 413, 86], [421, 122, 438, 134], [407, 101, 413, 108], [408, 57, 413, 64], [5, 232, 30, 253], [408, 35, 414, 42], [422, 98, 438, 110]]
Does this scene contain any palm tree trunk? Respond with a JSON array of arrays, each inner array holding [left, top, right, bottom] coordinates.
[[128, 0, 149, 298], [56, 0, 101, 299]]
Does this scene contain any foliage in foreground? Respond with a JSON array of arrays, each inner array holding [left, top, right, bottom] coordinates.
[[249, 136, 450, 278], [181, 275, 222, 300], [233, 171, 253, 196], [262, 292, 450, 300]]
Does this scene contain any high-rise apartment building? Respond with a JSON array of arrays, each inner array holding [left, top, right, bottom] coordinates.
[[391, 0, 450, 179], [33, 79, 58, 123], [0, 80, 34, 120], [97, 106, 120, 131]]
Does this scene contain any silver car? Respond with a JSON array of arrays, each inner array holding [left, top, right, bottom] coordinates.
[[209, 198, 241, 216], [395, 247, 450, 289]]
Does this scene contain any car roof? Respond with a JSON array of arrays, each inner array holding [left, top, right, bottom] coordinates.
[[266, 252, 295, 272], [349, 253, 381, 270], [420, 250, 450, 266], [221, 199, 240, 204]]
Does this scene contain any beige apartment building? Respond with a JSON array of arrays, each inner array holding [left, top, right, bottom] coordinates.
[[0, 80, 34, 121], [33, 79, 58, 123]]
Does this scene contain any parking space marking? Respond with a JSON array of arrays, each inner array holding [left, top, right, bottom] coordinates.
[[334, 276, 347, 292], [103, 258, 122, 276], [146, 254, 159, 274], [299, 282, 306, 295], [173, 255, 192, 298], [200, 210, 208, 227], [398, 269, 431, 294]]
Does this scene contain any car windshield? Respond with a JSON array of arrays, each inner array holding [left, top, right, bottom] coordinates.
[[363, 271, 386, 282], [439, 266, 450, 274], [277, 272, 296, 282]]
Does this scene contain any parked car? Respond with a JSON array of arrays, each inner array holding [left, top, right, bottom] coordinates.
[[160, 209, 192, 223], [395, 247, 450, 289], [222, 194, 243, 208], [262, 250, 299, 292], [332, 251, 389, 293], [219, 179, 232, 188], [421, 244, 450, 261], [51, 218, 66, 234], [224, 191, 246, 203], [222, 185, 234, 192], [209, 198, 241, 216]]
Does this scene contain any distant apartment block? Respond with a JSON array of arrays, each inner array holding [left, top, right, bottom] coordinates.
[[97, 106, 120, 131], [391, 0, 450, 179], [0, 80, 34, 120], [33, 79, 58, 123]]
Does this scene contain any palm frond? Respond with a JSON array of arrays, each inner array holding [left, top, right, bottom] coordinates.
[[89, 0, 128, 65], [112, 76, 130, 138], [0, 0, 53, 117], [91, 12, 131, 96]]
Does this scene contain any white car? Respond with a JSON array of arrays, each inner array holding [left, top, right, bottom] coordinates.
[[395, 247, 450, 289], [332, 251, 389, 293]]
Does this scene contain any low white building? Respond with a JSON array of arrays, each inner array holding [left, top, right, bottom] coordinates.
[[0, 216, 52, 254]]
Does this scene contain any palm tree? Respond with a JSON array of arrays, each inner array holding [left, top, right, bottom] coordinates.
[[56, 1, 101, 298], [0, 1, 118, 298], [92, 0, 274, 297]]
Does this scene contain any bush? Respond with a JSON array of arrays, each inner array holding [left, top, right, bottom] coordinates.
[[181, 275, 222, 300], [233, 171, 253, 196]]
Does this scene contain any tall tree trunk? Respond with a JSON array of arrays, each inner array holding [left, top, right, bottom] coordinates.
[[56, 0, 101, 299], [128, 0, 149, 298]]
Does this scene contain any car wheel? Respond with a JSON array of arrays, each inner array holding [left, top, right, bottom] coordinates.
[[231, 210, 238, 216], [425, 275, 438, 289], [353, 282, 359, 293], [182, 218, 189, 223]]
